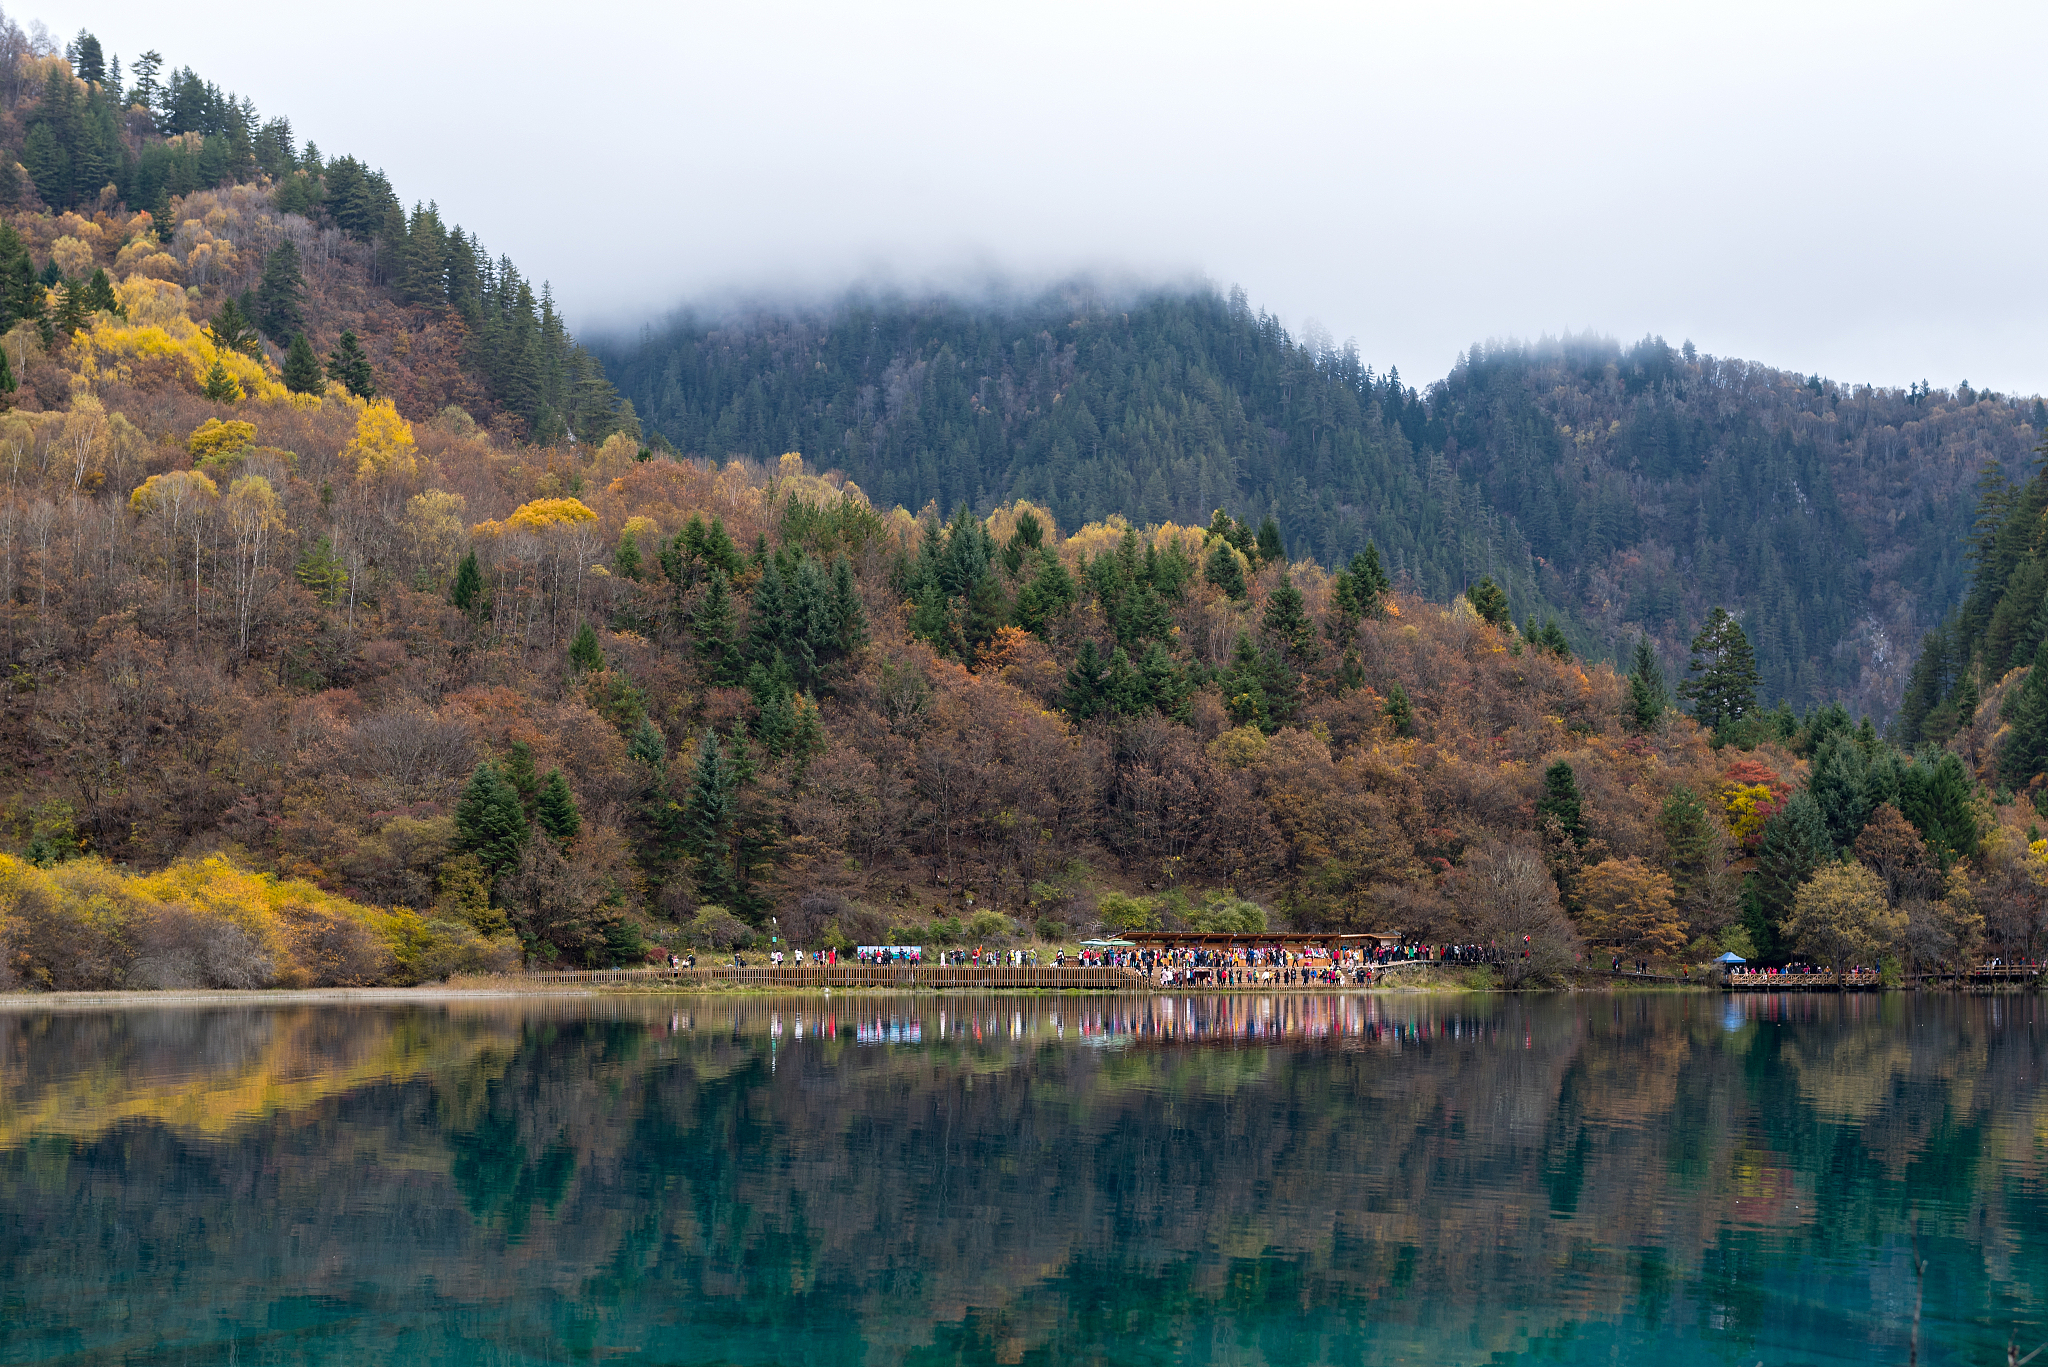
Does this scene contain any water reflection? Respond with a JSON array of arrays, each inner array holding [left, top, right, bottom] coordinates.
[[0, 991, 2042, 1366]]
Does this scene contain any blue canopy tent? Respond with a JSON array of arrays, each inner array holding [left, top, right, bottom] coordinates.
[[1714, 951, 1747, 964]]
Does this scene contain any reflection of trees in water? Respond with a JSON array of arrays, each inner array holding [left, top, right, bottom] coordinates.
[[0, 996, 2041, 1363]]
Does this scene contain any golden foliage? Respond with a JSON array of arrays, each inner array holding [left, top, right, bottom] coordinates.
[[128, 468, 218, 514], [503, 496, 597, 531], [346, 400, 418, 481], [189, 417, 257, 463]]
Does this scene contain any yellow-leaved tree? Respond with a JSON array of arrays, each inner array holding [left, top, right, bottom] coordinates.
[[1784, 861, 1904, 984], [1578, 857, 1688, 963], [189, 417, 257, 473], [224, 474, 285, 653], [347, 400, 418, 481], [502, 497, 597, 531]]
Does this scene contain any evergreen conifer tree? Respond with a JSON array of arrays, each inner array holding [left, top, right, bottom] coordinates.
[[1749, 791, 1833, 958], [80, 268, 121, 317], [502, 741, 541, 815], [1103, 645, 1148, 716], [1205, 540, 1247, 599], [1537, 760, 1584, 844], [454, 761, 529, 882], [534, 769, 581, 842], [325, 330, 375, 398], [450, 549, 482, 613], [626, 716, 667, 771], [1137, 641, 1188, 719], [1627, 636, 1668, 731], [678, 733, 739, 907], [1465, 577, 1511, 628], [2000, 636, 2048, 792], [206, 297, 261, 357], [691, 572, 743, 686], [1261, 572, 1316, 661], [202, 359, 242, 403], [1060, 640, 1107, 721], [1254, 515, 1285, 565], [1383, 681, 1414, 736], [281, 331, 325, 395], [1677, 607, 1761, 733], [252, 241, 305, 342], [831, 553, 869, 655], [568, 622, 604, 672], [613, 527, 641, 580]]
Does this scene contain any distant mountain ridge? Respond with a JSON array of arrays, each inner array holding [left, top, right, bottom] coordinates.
[[600, 287, 2043, 720]]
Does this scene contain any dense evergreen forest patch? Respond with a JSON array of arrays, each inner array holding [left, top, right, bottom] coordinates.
[[602, 296, 2042, 722]]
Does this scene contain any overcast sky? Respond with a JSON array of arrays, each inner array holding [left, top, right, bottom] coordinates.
[[40, 0, 2048, 393]]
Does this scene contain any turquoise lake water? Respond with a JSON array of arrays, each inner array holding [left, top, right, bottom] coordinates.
[[0, 991, 2042, 1365]]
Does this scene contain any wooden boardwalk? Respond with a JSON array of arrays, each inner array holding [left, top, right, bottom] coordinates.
[[527, 964, 1140, 991]]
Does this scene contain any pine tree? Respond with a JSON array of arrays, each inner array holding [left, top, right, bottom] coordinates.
[[252, 241, 305, 343], [450, 549, 482, 613], [1537, 760, 1584, 844], [534, 769, 581, 842], [1537, 619, 1571, 658], [613, 527, 642, 580], [1627, 636, 1668, 731], [1353, 543, 1390, 609], [1899, 751, 1981, 868], [1465, 577, 1510, 628], [325, 330, 375, 398], [568, 622, 604, 672], [1677, 607, 1761, 733], [281, 331, 325, 395], [202, 359, 242, 403], [1103, 645, 1148, 716], [454, 761, 529, 882]]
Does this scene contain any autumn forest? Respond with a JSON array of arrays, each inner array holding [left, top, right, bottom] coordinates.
[[0, 14, 2042, 992]]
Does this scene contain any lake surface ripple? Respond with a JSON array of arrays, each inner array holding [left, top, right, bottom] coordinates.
[[1, 992, 2042, 1365]]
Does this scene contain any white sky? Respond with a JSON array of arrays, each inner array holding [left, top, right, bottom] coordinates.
[[40, 0, 2048, 394]]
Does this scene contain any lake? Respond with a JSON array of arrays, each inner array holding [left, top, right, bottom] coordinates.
[[1, 991, 2042, 1365]]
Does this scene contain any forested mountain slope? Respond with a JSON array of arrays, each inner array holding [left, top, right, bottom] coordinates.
[[602, 294, 2042, 720], [0, 15, 633, 443]]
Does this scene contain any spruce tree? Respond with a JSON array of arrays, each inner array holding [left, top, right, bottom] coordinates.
[[1537, 760, 1584, 844], [206, 297, 261, 357], [568, 622, 604, 672], [534, 769, 581, 842], [1205, 540, 1246, 599], [454, 761, 529, 882], [80, 268, 121, 317], [1254, 515, 1285, 565], [1060, 640, 1107, 721], [690, 572, 743, 686], [1749, 791, 1833, 958], [1383, 681, 1414, 736], [450, 549, 482, 613], [253, 241, 305, 342], [1808, 734, 1872, 849], [1899, 751, 1981, 868], [678, 733, 739, 907], [202, 359, 242, 403], [1627, 636, 1668, 731], [1261, 572, 1316, 661], [626, 716, 667, 771], [831, 553, 869, 655], [1103, 645, 1148, 716], [1677, 607, 1760, 733], [1138, 641, 1188, 719], [281, 331, 325, 395], [325, 330, 375, 398], [1465, 577, 1510, 628], [0, 346, 15, 403], [1353, 542, 1390, 609], [502, 741, 541, 815], [1999, 636, 2048, 792], [613, 527, 641, 580]]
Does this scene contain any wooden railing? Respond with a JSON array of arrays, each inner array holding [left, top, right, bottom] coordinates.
[[519, 964, 1140, 990]]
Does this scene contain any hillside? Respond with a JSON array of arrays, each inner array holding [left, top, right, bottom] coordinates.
[[0, 13, 2040, 991], [600, 294, 2042, 722]]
